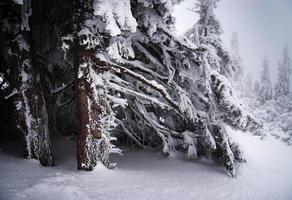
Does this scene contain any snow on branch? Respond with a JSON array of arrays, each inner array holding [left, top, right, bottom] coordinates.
[[109, 62, 180, 111], [210, 71, 261, 131], [93, 0, 137, 36]]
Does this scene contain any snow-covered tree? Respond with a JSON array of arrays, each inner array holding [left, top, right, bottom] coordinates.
[[258, 56, 273, 103], [230, 32, 244, 83], [185, 0, 239, 79], [253, 80, 260, 97], [244, 72, 253, 97], [184, 0, 260, 175], [105, 0, 206, 158], [0, 0, 261, 176], [0, 0, 53, 166], [87, 0, 256, 176], [275, 44, 291, 97], [72, 0, 138, 170]]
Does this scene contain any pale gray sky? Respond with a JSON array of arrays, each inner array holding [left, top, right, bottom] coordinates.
[[173, 0, 292, 84]]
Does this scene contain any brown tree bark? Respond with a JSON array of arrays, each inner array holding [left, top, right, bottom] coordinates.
[[4, 0, 54, 166], [9, 30, 54, 166], [73, 0, 114, 170]]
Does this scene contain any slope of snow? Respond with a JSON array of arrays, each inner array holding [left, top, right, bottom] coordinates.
[[0, 132, 292, 200]]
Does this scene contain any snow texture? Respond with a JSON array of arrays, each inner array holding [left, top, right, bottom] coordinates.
[[93, 0, 137, 36], [1, 132, 292, 200], [250, 95, 292, 144]]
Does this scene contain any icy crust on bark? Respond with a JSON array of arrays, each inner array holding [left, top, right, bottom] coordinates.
[[74, 0, 125, 170], [17, 60, 37, 158], [12, 34, 53, 166], [77, 61, 120, 169]]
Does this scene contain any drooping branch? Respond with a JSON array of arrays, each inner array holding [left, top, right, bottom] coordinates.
[[110, 62, 179, 110]]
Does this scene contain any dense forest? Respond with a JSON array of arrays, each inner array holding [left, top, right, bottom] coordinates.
[[0, 0, 290, 181]]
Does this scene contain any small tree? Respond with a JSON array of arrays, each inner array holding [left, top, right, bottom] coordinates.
[[244, 72, 253, 97], [230, 32, 244, 83], [275, 44, 291, 97], [253, 80, 260, 97], [258, 56, 273, 103]]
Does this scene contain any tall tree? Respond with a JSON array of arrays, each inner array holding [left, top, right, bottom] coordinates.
[[72, 0, 134, 170], [185, 0, 238, 78], [184, 0, 261, 175], [0, 0, 261, 176], [275, 44, 291, 97], [95, 0, 253, 175], [258, 56, 273, 103]]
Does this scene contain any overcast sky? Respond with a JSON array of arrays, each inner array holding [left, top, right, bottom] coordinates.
[[173, 0, 292, 84]]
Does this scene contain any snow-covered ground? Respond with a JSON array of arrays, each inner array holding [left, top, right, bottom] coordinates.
[[249, 96, 292, 144], [1, 132, 292, 200]]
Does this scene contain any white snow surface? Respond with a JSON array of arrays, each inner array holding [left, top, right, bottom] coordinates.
[[93, 0, 137, 36], [1, 132, 292, 200]]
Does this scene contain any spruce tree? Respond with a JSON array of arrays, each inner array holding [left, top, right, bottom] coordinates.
[[0, 0, 261, 176], [230, 32, 244, 83], [275, 44, 291, 97], [72, 0, 138, 170], [258, 56, 273, 103]]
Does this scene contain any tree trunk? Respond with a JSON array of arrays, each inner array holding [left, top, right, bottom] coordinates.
[[73, 0, 115, 170], [9, 30, 54, 166]]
